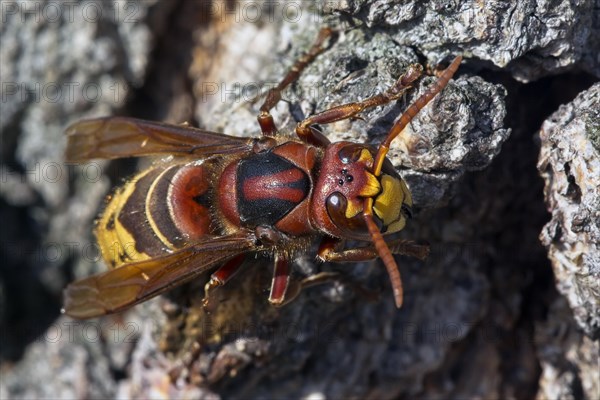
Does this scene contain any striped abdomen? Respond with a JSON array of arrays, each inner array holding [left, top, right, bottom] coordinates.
[[96, 160, 215, 268]]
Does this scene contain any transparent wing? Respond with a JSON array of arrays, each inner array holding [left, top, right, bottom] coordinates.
[[65, 117, 254, 162], [63, 234, 257, 318]]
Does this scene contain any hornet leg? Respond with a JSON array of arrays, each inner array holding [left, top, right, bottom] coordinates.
[[258, 27, 336, 139], [202, 254, 246, 311]]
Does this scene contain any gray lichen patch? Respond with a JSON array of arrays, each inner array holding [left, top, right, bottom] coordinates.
[[323, 0, 600, 82], [538, 82, 600, 338]]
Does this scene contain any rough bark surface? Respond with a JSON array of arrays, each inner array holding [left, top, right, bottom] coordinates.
[[323, 0, 600, 82], [538, 83, 600, 339], [1, 1, 598, 399]]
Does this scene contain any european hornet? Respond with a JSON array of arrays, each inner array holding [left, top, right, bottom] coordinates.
[[63, 28, 462, 319]]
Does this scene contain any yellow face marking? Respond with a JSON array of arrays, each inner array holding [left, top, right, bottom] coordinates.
[[344, 198, 363, 218], [346, 171, 381, 218], [357, 149, 380, 197], [342, 149, 381, 218], [372, 174, 412, 234], [373, 174, 403, 226], [357, 148, 373, 164], [358, 171, 381, 197]]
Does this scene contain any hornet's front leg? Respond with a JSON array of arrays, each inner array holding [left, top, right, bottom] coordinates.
[[317, 237, 429, 263], [295, 64, 423, 144], [278, 270, 383, 307], [313, 236, 429, 308], [272, 237, 429, 306]]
